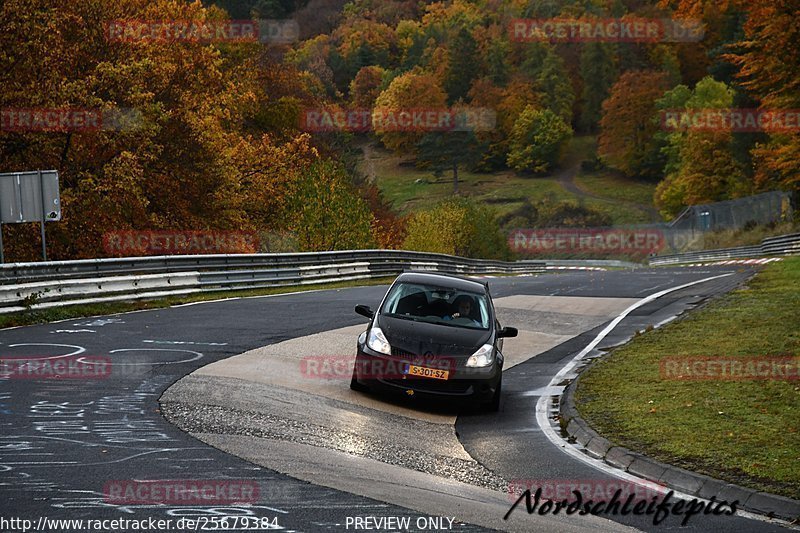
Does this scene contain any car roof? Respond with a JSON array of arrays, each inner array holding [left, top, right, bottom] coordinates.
[[395, 271, 489, 293]]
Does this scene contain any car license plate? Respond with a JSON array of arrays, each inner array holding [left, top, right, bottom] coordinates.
[[407, 365, 449, 380]]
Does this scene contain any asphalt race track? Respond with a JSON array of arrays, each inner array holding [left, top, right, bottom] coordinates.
[[0, 267, 793, 532]]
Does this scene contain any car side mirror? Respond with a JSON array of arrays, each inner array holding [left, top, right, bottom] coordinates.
[[498, 327, 518, 338], [355, 304, 374, 319]]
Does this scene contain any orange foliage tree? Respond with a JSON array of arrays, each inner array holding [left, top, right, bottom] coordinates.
[[349, 66, 386, 108], [373, 70, 448, 153], [598, 71, 672, 178], [0, 0, 319, 260], [727, 0, 800, 192]]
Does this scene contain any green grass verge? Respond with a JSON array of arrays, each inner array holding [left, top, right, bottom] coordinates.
[[576, 257, 800, 500], [369, 147, 568, 217], [578, 196, 655, 226], [574, 171, 658, 208], [0, 277, 397, 330]]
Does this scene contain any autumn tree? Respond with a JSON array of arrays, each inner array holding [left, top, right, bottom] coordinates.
[[654, 77, 750, 218], [468, 76, 539, 169], [466, 78, 505, 169], [403, 197, 508, 260], [536, 48, 575, 123], [727, 0, 800, 191], [598, 71, 672, 179], [333, 19, 397, 89], [0, 0, 318, 260], [373, 70, 448, 153], [475, 23, 510, 85], [288, 34, 339, 97], [211, 0, 300, 18], [520, 43, 574, 122], [359, 183, 408, 249], [349, 65, 386, 108], [443, 27, 482, 103], [395, 19, 427, 70], [340, 0, 421, 26], [287, 160, 376, 251], [416, 130, 485, 193], [507, 106, 573, 174], [579, 43, 618, 132]]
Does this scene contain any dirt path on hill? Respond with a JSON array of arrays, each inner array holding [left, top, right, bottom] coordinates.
[[557, 163, 662, 223], [357, 139, 380, 183]]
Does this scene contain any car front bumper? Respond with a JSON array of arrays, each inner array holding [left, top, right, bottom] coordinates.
[[353, 344, 501, 403]]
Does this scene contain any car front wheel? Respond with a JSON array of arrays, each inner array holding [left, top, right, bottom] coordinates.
[[350, 363, 369, 392], [487, 378, 502, 412]]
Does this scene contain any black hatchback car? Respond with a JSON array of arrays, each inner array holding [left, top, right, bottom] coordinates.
[[350, 272, 517, 411]]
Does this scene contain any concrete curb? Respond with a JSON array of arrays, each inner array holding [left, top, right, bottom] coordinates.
[[559, 376, 800, 522]]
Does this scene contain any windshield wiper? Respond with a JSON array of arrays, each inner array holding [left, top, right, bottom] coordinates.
[[385, 313, 423, 323]]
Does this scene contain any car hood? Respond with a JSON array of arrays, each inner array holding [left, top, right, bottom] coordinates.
[[377, 315, 491, 357]]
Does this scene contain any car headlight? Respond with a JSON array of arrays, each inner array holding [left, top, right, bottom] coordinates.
[[366, 327, 391, 355], [466, 343, 494, 368]]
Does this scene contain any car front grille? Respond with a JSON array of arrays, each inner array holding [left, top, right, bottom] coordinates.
[[391, 347, 415, 358]]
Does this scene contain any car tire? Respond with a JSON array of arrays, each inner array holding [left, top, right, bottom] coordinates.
[[487, 378, 502, 412], [350, 364, 369, 392]]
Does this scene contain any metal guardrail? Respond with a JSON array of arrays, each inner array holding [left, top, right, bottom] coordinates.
[[649, 232, 800, 266], [12, 230, 794, 313], [0, 250, 534, 283], [761, 232, 800, 255], [0, 250, 548, 314]]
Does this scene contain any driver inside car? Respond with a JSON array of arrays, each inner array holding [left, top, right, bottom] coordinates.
[[443, 295, 480, 326]]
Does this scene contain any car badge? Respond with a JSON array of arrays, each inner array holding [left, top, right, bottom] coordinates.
[[406, 389, 414, 396]]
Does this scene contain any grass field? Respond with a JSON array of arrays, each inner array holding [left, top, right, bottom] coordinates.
[[575, 257, 800, 499], [574, 171, 658, 208], [360, 136, 658, 226], [362, 144, 568, 217]]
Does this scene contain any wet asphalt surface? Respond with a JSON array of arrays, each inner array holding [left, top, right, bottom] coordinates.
[[0, 266, 792, 532]]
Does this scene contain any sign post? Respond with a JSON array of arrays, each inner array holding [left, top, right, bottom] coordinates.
[[0, 170, 61, 262], [39, 170, 47, 260]]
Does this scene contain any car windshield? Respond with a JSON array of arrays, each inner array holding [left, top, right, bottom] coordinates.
[[381, 282, 490, 329]]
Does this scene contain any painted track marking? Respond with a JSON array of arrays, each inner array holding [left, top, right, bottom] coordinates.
[[533, 273, 794, 526]]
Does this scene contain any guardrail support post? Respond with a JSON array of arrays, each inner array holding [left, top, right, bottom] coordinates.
[[38, 170, 47, 261]]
